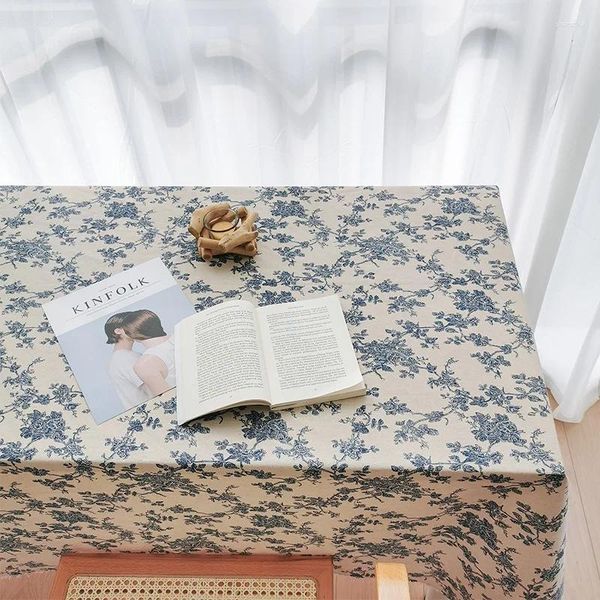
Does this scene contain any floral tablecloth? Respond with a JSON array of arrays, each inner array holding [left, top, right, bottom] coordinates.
[[0, 186, 566, 599]]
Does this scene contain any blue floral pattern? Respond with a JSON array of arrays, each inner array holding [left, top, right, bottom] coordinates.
[[0, 186, 566, 599]]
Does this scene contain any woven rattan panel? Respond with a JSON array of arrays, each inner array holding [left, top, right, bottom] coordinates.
[[64, 575, 318, 599]]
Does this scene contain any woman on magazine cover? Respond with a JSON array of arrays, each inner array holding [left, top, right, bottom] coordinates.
[[104, 312, 151, 409], [121, 309, 176, 396]]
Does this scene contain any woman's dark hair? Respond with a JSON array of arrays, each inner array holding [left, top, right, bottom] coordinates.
[[104, 312, 132, 344], [122, 309, 167, 341]]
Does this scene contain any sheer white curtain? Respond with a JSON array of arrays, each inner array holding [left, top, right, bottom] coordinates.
[[1, 0, 598, 421]]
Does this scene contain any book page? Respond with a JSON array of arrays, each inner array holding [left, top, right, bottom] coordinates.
[[256, 295, 363, 405], [175, 300, 269, 424]]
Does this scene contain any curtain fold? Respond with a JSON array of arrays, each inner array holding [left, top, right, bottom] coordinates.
[[0, 0, 598, 421]]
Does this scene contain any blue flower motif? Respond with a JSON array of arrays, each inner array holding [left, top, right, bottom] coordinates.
[[453, 289, 496, 313], [271, 199, 306, 218], [240, 411, 291, 444], [20, 410, 65, 442], [441, 197, 479, 215], [470, 413, 526, 446], [458, 511, 498, 549], [105, 202, 139, 219]]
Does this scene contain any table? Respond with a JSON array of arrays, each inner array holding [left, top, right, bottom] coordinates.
[[0, 186, 566, 599]]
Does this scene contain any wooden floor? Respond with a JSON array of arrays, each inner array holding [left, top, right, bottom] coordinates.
[[555, 397, 600, 598], [2, 398, 599, 600]]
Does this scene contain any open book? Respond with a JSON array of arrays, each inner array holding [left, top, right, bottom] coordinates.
[[174, 295, 365, 424]]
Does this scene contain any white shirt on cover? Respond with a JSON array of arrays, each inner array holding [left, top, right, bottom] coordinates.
[[142, 337, 176, 388], [108, 349, 150, 409]]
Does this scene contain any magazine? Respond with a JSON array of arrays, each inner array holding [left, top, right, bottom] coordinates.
[[43, 258, 195, 424], [174, 295, 365, 425]]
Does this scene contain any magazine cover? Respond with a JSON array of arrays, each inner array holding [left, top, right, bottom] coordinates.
[[43, 257, 195, 424]]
